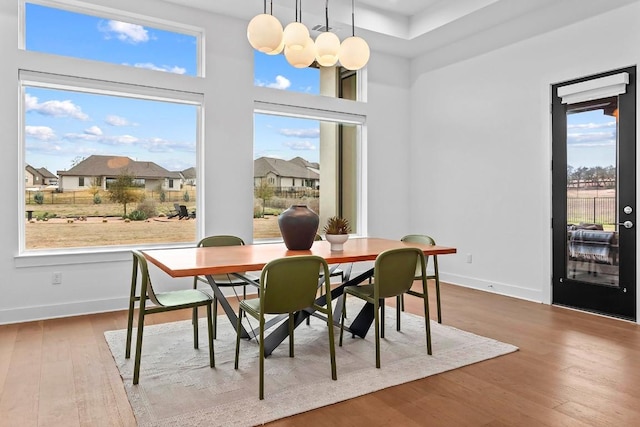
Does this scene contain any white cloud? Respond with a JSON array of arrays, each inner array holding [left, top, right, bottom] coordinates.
[[567, 131, 615, 145], [25, 94, 89, 120], [105, 115, 131, 126], [255, 75, 291, 90], [25, 125, 57, 141], [100, 20, 149, 44], [568, 122, 616, 130], [283, 140, 317, 151], [131, 62, 187, 74], [279, 128, 320, 138], [84, 126, 103, 136]]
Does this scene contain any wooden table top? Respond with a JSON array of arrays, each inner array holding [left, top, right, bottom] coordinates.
[[142, 237, 457, 278]]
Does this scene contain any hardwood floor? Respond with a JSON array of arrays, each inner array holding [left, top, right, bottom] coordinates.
[[1, 283, 639, 426]]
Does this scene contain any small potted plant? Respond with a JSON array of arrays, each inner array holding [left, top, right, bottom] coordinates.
[[323, 216, 351, 251]]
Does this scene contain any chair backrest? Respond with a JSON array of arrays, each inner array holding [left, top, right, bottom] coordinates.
[[259, 255, 329, 314], [373, 247, 426, 299], [131, 250, 162, 306], [401, 234, 435, 277], [198, 235, 245, 248]]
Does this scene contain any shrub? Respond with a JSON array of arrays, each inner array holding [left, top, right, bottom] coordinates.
[[128, 210, 148, 221], [183, 190, 190, 202], [159, 190, 166, 203], [93, 194, 102, 204], [135, 199, 157, 218], [34, 191, 44, 205]]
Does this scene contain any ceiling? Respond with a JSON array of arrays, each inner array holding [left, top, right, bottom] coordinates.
[[162, 0, 639, 62]]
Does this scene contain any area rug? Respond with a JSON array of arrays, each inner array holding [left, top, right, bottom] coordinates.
[[105, 304, 518, 427]]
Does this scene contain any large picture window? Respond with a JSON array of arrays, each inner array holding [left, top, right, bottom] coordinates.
[[22, 76, 200, 250], [20, 2, 204, 253]]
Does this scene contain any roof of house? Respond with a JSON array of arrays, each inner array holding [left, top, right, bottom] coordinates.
[[57, 155, 181, 179], [181, 167, 196, 179], [254, 157, 319, 180], [26, 165, 57, 179]]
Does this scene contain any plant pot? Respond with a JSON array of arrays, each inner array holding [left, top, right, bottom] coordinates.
[[278, 205, 319, 250], [325, 233, 349, 251]]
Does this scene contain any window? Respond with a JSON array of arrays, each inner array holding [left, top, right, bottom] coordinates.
[[25, 2, 199, 76], [253, 113, 361, 240], [20, 3, 203, 253]]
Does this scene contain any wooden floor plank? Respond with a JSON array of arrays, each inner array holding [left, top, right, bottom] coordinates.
[[0, 283, 639, 426]]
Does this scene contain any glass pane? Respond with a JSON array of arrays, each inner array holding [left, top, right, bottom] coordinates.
[[253, 113, 358, 240], [566, 98, 618, 286], [254, 52, 359, 100], [24, 86, 198, 250], [25, 3, 198, 76]]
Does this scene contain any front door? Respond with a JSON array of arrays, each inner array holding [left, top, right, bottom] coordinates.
[[552, 66, 637, 320]]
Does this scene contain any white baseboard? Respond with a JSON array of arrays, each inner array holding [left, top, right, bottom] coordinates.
[[441, 272, 545, 303]]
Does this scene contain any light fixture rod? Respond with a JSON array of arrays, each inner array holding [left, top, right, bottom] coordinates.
[[263, 0, 267, 14], [270, 0, 273, 15], [351, 0, 355, 36], [325, 0, 329, 32]]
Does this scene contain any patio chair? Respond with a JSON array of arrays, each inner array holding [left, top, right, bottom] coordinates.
[[167, 203, 181, 219], [126, 250, 215, 384], [234, 255, 337, 399], [178, 204, 191, 219], [339, 247, 431, 368]]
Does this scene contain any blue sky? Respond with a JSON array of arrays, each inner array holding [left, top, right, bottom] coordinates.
[[24, 3, 321, 177], [566, 109, 616, 169]]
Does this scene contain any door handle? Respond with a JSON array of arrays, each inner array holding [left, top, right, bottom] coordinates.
[[619, 220, 634, 229]]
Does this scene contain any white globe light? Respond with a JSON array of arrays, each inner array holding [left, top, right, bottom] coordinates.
[[247, 14, 284, 54], [266, 37, 285, 55], [339, 36, 370, 70], [284, 37, 315, 68], [315, 32, 341, 67], [283, 21, 309, 51]]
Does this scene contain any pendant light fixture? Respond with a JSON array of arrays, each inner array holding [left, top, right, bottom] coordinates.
[[247, 0, 284, 54], [283, 0, 314, 68], [314, 0, 341, 67], [339, 0, 370, 70], [283, 0, 310, 51]]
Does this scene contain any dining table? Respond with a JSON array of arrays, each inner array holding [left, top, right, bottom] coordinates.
[[142, 237, 457, 356]]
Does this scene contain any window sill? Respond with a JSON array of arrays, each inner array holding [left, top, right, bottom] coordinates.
[[14, 242, 193, 268]]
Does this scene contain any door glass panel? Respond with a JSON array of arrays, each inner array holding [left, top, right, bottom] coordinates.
[[566, 97, 619, 286]]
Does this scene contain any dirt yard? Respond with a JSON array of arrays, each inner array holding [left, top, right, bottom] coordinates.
[[25, 215, 283, 249]]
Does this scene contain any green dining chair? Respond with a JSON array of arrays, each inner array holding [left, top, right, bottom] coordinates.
[[339, 247, 431, 368], [234, 255, 337, 400], [126, 250, 215, 385], [192, 235, 259, 339], [400, 234, 442, 323]]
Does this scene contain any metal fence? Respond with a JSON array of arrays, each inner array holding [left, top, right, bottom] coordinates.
[[567, 197, 616, 225]]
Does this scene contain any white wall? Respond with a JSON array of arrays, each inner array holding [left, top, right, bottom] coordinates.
[[0, 0, 410, 324], [409, 1, 640, 311]]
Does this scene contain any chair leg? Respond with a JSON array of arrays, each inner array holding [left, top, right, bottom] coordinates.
[[374, 300, 381, 368], [133, 308, 145, 385], [207, 303, 215, 368], [259, 316, 265, 400], [234, 307, 244, 370], [433, 256, 442, 323], [212, 295, 218, 340], [288, 313, 295, 357], [422, 280, 432, 355], [193, 307, 199, 349], [380, 301, 385, 339], [125, 297, 136, 359], [396, 295, 401, 331], [326, 307, 337, 380], [339, 292, 347, 346]]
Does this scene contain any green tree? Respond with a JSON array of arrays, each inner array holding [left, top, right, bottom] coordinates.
[[107, 171, 142, 217], [254, 180, 275, 217]]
